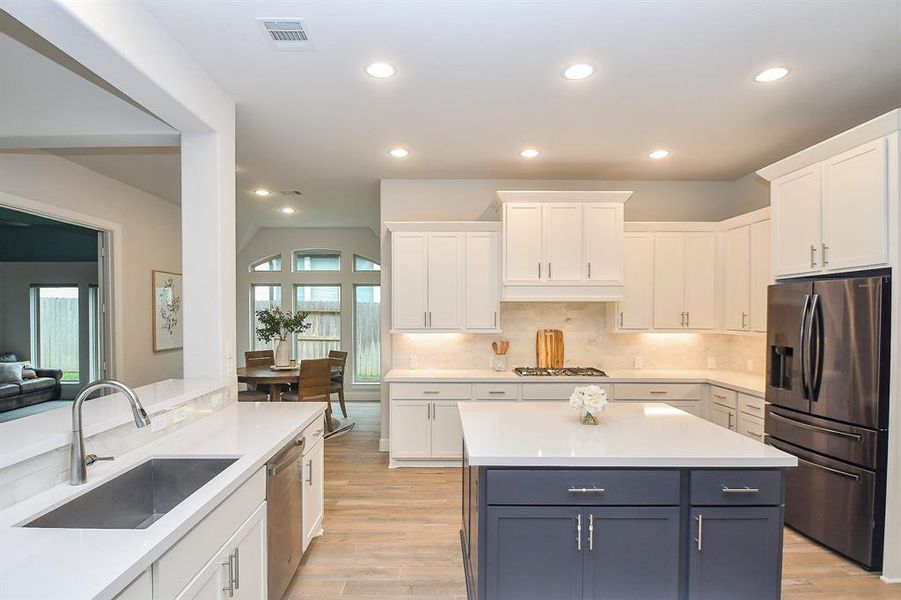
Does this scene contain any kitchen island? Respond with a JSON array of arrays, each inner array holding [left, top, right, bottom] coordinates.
[[459, 401, 796, 600]]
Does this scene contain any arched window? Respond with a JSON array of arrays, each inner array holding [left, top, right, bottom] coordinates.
[[353, 255, 381, 272], [250, 254, 282, 272], [294, 249, 341, 271]]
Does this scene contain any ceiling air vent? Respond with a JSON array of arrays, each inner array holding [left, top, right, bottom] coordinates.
[[257, 18, 313, 51]]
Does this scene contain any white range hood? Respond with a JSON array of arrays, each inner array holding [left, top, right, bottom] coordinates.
[[496, 190, 632, 302]]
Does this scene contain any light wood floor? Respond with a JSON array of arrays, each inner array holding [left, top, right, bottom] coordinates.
[[286, 403, 899, 599]]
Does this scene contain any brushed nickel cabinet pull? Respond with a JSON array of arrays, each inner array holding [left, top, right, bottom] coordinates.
[[696, 515, 703, 551], [548, 262, 552, 279], [822, 243, 829, 266], [568, 486, 606, 494], [722, 486, 760, 494], [538, 262, 541, 279], [588, 262, 591, 278], [810, 244, 817, 268], [619, 311, 624, 327], [588, 514, 594, 551], [649, 390, 668, 395], [576, 514, 582, 551], [686, 311, 690, 327]]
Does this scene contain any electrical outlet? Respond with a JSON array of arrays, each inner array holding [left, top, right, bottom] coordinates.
[[172, 409, 186, 424], [746, 358, 754, 372], [211, 393, 224, 409], [410, 354, 418, 369], [150, 413, 169, 433], [634, 356, 643, 369], [707, 356, 717, 369]]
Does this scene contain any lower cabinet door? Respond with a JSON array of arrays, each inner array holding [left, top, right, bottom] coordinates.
[[582, 507, 680, 600], [390, 400, 431, 458], [486, 506, 583, 600], [688, 507, 783, 600], [709, 403, 736, 431], [431, 400, 464, 458], [234, 503, 267, 600], [303, 439, 325, 550]]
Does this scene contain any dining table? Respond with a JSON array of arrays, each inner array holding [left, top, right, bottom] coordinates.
[[236, 360, 342, 402]]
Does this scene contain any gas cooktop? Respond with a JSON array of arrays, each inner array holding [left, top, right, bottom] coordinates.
[[513, 367, 608, 377]]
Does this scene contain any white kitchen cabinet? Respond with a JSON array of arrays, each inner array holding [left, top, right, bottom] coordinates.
[[175, 503, 267, 600], [821, 138, 888, 271], [391, 232, 429, 329], [543, 203, 584, 282], [653, 232, 715, 330], [389, 400, 431, 459], [653, 233, 686, 329], [115, 570, 152, 600], [737, 412, 766, 443], [503, 203, 543, 282], [710, 402, 737, 431], [584, 204, 624, 282], [770, 138, 888, 279], [498, 191, 631, 300], [390, 398, 465, 463], [615, 233, 653, 330], [426, 232, 465, 329], [465, 232, 500, 330], [431, 400, 464, 458], [389, 225, 500, 332], [772, 164, 822, 277], [749, 220, 771, 332], [303, 436, 325, 551], [723, 226, 751, 331]]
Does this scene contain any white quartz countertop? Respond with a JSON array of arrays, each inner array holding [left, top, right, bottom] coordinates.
[[0, 402, 326, 600], [459, 401, 795, 468], [384, 368, 766, 396]]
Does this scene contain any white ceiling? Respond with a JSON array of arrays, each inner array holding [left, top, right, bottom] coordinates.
[[139, 0, 901, 236]]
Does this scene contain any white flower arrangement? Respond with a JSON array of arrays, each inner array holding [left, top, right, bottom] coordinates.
[[569, 385, 608, 418]]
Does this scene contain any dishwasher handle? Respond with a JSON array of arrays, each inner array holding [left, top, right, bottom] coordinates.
[[267, 437, 306, 476]]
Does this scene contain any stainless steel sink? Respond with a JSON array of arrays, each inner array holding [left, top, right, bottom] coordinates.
[[24, 457, 238, 529]]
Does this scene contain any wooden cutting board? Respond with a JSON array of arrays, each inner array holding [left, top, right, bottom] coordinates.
[[536, 329, 564, 368]]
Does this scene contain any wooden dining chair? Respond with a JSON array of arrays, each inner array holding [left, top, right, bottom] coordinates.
[[328, 350, 349, 418], [283, 358, 334, 431], [243, 350, 275, 397]]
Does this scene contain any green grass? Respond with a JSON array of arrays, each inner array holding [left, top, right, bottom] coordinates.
[[61, 371, 79, 382]]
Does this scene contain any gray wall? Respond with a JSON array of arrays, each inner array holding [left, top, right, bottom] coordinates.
[[236, 227, 381, 399]]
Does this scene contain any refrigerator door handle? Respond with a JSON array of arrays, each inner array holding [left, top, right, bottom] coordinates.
[[809, 293, 824, 402], [799, 294, 811, 399]]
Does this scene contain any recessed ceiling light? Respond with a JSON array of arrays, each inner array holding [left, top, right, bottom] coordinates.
[[648, 149, 670, 160], [755, 67, 789, 83], [563, 64, 594, 80], [388, 147, 409, 158], [519, 148, 541, 159], [253, 189, 271, 197], [366, 62, 396, 78], [280, 207, 296, 214]]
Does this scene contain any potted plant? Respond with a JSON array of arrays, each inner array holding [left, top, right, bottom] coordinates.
[[255, 307, 311, 367], [569, 385, 608, 425]]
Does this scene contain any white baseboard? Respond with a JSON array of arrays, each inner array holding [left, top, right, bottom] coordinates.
[[388, 458, 462, 468], [880, 575, 901, 584], [378, 438, 389, 452]]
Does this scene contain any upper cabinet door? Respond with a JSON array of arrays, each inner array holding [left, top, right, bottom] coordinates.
[[542, 204, 584, 282], [683, 233, 717, 330], [584, 204, 624, 282], [504, 203, 543, 282], [772, 164, 822, 277], [723, 227, 751, 331], [653, 233, 686, 329], [391, 232, 428, 330], [427, 233, 465, 329], [750, 220, 771, 332], [618, 233, 653, 330], [465, 232, 499, 330], [822, 138, 888, 272]]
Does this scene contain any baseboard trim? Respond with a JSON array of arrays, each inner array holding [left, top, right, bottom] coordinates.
[[388, 458, 462, 468], [880, 575, 901, 584], [378, 438, 389, 452]]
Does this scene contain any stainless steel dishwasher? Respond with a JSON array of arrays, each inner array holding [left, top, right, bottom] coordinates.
[[267, 435, 305, 600]]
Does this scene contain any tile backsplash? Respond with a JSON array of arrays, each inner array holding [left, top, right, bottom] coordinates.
[[393, 302, 766, 373]]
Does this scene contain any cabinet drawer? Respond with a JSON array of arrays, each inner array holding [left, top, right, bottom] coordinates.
[[614, 383, 701, 400], [738, 393, 765, 418], [738, 412, 765, 442], [301, 414, 326, 448], [391, 382, 472, 399], [473, 383, 519, 400], [709, 385, 737, 409], [522, 382, 612, 400], [153, 467, 265, 599], [690, 470, 783, 506], [486, 469, 680, 505]]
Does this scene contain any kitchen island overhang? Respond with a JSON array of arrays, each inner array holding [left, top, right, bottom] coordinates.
[[459, 402, 797, 600]]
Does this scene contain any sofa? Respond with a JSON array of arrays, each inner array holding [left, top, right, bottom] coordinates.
[[0, 353, 63, 413]]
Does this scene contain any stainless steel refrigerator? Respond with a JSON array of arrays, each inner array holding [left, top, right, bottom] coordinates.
[[765, 272, 890, 570]]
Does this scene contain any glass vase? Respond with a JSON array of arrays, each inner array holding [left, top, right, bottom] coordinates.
[[580, 407, 599, 425], [492, 354, 507, 372]]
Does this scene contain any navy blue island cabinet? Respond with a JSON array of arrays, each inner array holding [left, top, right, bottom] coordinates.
[[462, 463, 785, 600]]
